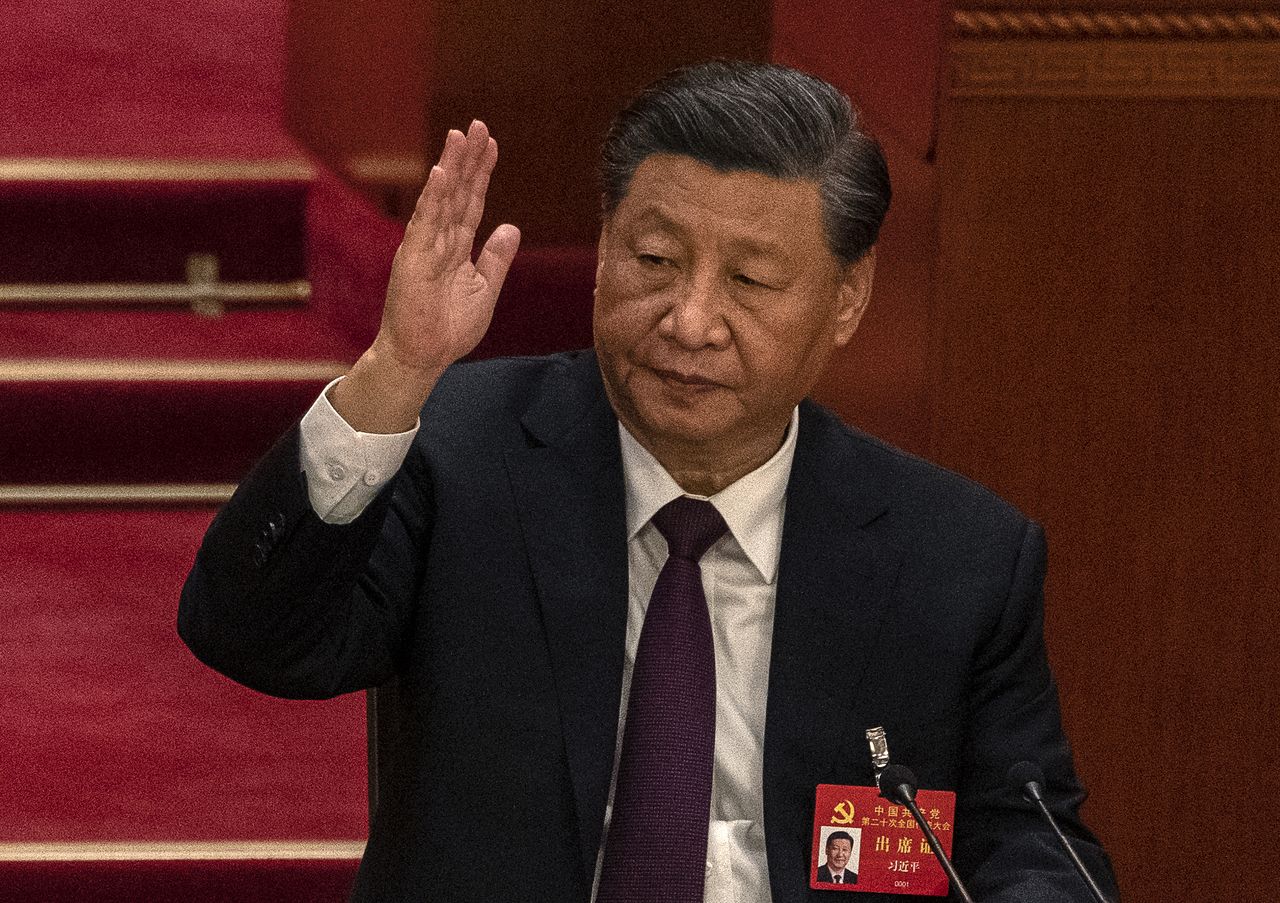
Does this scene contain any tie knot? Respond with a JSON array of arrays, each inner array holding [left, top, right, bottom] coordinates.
[[652, 497, 728, 562]]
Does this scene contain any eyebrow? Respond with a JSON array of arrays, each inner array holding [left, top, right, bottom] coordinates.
[[631, 206, 795, 263]]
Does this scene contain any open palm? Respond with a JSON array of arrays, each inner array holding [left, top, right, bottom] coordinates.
[[378, 120, 521, 375]]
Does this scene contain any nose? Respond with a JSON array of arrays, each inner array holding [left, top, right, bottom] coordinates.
[[657, 270, 730, 350]]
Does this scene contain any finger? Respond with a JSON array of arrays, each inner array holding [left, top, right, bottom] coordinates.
[[407, 164, 446, 232], [448, 121, 489, 224], [428, 129, 466, 224], [475, 223, 521, 295], [442, 127, 483, 224], [461, 138, 498, 231], [406, 164, 452, 249], [436, 128, 467, 178], [459, 120, 491, 185], [410, 169, 468, 272]]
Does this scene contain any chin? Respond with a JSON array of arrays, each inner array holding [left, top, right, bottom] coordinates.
[[634, 404, 732, 448]]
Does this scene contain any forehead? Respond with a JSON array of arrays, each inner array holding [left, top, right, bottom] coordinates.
[[611, 154, 828, 256]]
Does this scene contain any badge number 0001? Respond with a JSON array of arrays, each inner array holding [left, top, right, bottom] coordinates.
[[811, 784, 957, 895]]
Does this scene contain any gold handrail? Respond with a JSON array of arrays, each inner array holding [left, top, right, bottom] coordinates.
[[0, 840, 366, 861], [0, 158, 315, 183], [0, 358, 348, 382], [0, 252, 310, 314], [0, 280, 311, 306], [0, 483, 238, 506]]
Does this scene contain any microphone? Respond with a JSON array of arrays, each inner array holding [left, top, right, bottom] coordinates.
[[1006, 761, 1112, 903], [878, 764, 977, 903]]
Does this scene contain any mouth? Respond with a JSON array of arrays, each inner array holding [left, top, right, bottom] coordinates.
[[649, 366, 722, 389]]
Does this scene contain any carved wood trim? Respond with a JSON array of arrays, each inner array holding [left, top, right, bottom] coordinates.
[[950, 39, 1280, 97], [953, 10, 1280, 40]]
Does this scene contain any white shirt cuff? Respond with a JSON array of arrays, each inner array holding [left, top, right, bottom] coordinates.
[[298, 377, 419, 524]]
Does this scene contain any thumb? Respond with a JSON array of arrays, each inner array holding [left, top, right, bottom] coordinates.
[[476, 224, 521, 295]]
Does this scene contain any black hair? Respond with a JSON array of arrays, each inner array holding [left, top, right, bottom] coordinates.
[[601, 59, 891, 266]]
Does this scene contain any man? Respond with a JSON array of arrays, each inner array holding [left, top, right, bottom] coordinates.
[[179, 61, 1117, 902], [817, 831, 858, 885]]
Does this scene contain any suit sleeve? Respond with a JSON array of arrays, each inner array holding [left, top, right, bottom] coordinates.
[[953, 520, 1120, 902], [177, 424, 433, 700]]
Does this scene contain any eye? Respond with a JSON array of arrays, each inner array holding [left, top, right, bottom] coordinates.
[[734, 273, 771, 289], [637, 253, 671, 266]]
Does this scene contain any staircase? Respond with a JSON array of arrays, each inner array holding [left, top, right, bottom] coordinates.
[[0, 4, 602, 898], [0, 2, 379, 898], [0, 158, 390, 498]]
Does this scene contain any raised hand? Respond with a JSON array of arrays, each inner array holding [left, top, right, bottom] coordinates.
[[332, 120, 521, 433], [379, 119, 521, 374]]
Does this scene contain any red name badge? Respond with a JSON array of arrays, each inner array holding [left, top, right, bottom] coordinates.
[[811, 783, 957, 895]]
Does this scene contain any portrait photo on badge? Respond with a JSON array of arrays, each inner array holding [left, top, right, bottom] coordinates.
[[815, 825, 861, 887]]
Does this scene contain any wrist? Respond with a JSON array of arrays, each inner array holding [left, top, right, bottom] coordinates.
[[330, 342, 444, 433], [368, 333, 451, 385]]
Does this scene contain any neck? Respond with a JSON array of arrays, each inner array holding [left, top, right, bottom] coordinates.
[[651, 424, 787, 496]]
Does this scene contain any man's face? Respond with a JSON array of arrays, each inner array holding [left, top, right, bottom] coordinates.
[[593, 154, 873, 463], [826, 837, 852, 871]]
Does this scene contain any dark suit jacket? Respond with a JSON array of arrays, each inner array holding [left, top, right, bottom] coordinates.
[[817, 864, 857, 884], [179, 350, 1116, 902]]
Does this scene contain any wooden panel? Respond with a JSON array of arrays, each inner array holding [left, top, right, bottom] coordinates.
[[284, 0, 430, 201], [427, 0, 768, 246], [772, 2, 945, 453], [287, 0, 768, 235], [931, 24, 1280, 901]]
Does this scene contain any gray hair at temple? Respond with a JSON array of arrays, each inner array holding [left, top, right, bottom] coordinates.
[[600, 59, 891, 267]]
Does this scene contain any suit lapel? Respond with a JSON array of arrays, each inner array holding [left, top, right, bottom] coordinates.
[[764, 403, 904, 902], [504, 352, 628, 885]]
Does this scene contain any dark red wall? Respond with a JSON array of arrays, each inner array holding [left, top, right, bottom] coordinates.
[[772, 2, 944, 454], [286, 1, 768, 233]]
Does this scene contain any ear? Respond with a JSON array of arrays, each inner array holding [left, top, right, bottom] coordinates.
[[594, 220, 612, 299], [832, 248, 876, 347]]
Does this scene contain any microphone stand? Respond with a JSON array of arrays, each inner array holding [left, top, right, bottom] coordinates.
[[879, 765, 976, 903], [1009, 766, 1111, 903]]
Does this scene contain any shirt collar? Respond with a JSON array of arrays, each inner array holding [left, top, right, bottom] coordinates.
[[618, 406, 799, 584]]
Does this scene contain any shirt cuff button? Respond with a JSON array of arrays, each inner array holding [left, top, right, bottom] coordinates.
[[363, 471, 381, 486], [326, 462, 346, 481]]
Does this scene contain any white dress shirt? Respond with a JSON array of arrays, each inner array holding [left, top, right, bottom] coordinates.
[[298, 379, 798, 903]]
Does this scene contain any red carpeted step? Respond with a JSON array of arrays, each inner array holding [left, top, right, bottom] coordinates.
[[0, 169, 405, 487], [0, 307, 355, 486], [0, 163, 311, 289], [0, 507, 368, 843], [0, 239, 598, 488], [1, 372, 340, 487], [0, 858, 359, 903]]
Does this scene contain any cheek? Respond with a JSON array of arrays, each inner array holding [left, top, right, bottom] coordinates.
[[745, 301, 838, 379], [594, 277, 668, 354]]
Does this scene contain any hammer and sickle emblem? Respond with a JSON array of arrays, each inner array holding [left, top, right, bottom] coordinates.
[[832, 800, 855, 825]]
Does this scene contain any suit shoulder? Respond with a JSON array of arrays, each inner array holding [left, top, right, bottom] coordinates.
[[802, 402, 1034, 541], [429, 351, 583, 409], [420, 350, 586, 440]]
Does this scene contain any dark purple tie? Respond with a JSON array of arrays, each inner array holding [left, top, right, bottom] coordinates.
[[597, 497, 728, 903]]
